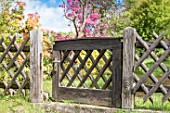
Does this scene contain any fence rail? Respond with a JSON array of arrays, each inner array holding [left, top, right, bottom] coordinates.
[[53, 38, 122, 107]]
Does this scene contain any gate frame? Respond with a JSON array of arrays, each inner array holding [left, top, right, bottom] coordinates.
[[52, 38, 122, 107]]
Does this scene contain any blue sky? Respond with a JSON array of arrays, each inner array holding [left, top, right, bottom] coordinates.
[[23, 0, 74, 32]]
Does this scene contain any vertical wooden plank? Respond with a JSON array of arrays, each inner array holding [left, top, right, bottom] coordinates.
[[30, 29, 43, 103], [112, 47, 122, 107], [52, 51, 60, 100], [122, 27, 136, 109]]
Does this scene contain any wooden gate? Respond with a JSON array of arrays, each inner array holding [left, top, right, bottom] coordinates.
[[52, 38, 122, 107]]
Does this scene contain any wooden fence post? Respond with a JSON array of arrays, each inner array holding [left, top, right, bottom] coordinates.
[[30, 29, 43, 103], [122, 27, 136, 109], [52, 50, 60, 100]]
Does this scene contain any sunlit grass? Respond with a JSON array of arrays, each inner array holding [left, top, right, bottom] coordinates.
[[0, 94, 45, 113], [135, 93, 170, 111]]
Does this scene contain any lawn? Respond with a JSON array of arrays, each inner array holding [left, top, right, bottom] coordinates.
[[0, 78, 170, 112], [0, 56, 170, 112]]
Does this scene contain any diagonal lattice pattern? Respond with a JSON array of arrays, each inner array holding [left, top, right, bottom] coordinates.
[[0, 35, 30, 95], [59, 49, 113, 90], [133, 32, 170, 103]]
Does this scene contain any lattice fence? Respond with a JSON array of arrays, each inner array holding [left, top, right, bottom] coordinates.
[[52, 38, 122, 107], [60, 49, 113, 89], [0, 35, 30, 95], [133, 32, 170, 103]]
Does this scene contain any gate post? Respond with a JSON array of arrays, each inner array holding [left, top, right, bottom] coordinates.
[[122, 27, 136, 109], [30, 29, 43, 103], [52, 50, 60, 100]]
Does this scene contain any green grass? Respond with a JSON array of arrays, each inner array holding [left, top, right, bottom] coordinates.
[[135, 93, 170, 111], [0, 79, 170, 112], [0, 94, 45, 113]]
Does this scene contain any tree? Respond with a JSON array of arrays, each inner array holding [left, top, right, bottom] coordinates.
[[130, 0, 170, 41], [0, 0, 40, 38], [59, 0, 108, 38]]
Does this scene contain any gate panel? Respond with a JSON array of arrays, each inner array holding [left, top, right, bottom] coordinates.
[[52, 38, 122, 107]]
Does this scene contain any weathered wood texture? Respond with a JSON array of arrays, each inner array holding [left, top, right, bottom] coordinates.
[[53, 38, 122, 107], [52, 51, 60, 100], [58, 87, 113, 107], [122, 27, 136, 109], [0, 35, 30, 95], [0, 46, 30, 52], [0, 81, 30, 89], [54, 38, 121, 50], [30, 29, 43, 103], [112, 48, 122, 107], [133, 31, 170, 104]]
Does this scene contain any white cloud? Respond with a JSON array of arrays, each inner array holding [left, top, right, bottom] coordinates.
[[23, 0, 74, 33]]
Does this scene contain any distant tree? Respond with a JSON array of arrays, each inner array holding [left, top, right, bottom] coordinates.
[[59, 0, 108, 38], [130, 0, 170, 41], [104, 0, 135, 37], [0, 0, 40, 38]]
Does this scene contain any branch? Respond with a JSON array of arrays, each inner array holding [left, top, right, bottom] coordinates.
[[73, 17, 79, 38], [79, 0, 89, 34], [62, 0, 73, 21]]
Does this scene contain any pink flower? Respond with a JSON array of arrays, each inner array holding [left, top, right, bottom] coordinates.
[[84, 28, 90, 34]]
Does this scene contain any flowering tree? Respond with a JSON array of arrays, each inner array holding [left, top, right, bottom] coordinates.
[[0, 0, 40, 38], [59, 0, 108, 39]]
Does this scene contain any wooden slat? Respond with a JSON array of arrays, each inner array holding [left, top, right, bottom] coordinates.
[[153, 32, 169, 50], [2, 62, 26, 94], [52, 51, 60, 100], [143, 69, 170, 102], [134, 55, 169, 101], [137, 85, 170, 92], [135, 42, 170, 48], [54, 38, 121, 50], [0, 36, 16, 63], [90, 55, 112, 88], [4, 56, 29, 93], [67, 50, 92, 87], [60, 50, 81, 83], [1, 42, 27, 79], [122, 27, 136, 108], [60, 62, 76, 87], [133, 73, 154, 103], [6, 35, 30, 70], [162, 89, 170, 103], [60, 50, 70, 65], [78, 50, 106, 87], [102, 74, 112, 89], [0, 37, 4, 45], [134, 32, 164, 69], [112, 48, 122, 107], [0, 46, 30, 52], [57, 87, 113, 107], [0, 81, 29, 89], [8, 35, 29, 58], [133, 47, 170, 93], [135, 33, 168, 73]]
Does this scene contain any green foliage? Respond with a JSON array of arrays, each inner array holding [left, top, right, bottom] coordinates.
[[0, 0, 24, 37], [106, 11, 131, 37], [130, 0, 170, 41]]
